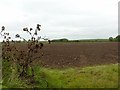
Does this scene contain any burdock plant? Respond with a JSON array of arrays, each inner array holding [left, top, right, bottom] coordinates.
[[1, 24, 46, 85], [15, 24, 44, 82]]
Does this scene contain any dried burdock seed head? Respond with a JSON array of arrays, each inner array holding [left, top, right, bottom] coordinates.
[[33, 37, 35, 41], [8, 37, 11, 39], [4, 36, 6, 39], [15, 34, 20, 38], [30, 28, 33, 31], [2, 26, 5, 31], [4, 33, 9, 35], [6, 33, 9, 35], [37, 27, 40, 31], [23, 28, 28, 31], [37, 24, 41, 27], [31, 37, 34, 40], [37, 24, 41, 31], [23, 28, 26, 31]]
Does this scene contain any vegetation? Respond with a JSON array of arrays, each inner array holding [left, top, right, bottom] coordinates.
[[69, 39, 109, 42], [109, 37, 114, 42], [52, 38, 69, 42], [39, 64, 118, 88], [51, 35, 120, 42], [115, 35, 120, 42], [1, 25, 49, 87], [2, 61, 118, 88], [109, 35, 120, 42], [0, 25, 119, 88]]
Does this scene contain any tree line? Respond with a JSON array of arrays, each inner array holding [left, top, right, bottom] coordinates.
[[109, 35, 120, 42]]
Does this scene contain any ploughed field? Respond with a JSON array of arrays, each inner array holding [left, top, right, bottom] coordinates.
[[40, 42, 118, 68], [3, 42, 118, 68]]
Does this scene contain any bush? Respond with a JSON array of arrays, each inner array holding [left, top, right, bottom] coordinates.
[[115, 35, 120, 42], [52, 38, 68, 42], [109, 37, 114, 41]]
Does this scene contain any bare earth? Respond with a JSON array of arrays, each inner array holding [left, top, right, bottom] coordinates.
[[2, 42, 118, 68], [40, 42, 118, 68]]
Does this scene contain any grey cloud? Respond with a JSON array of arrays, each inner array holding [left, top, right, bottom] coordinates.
[[0, 0, 118, 40]]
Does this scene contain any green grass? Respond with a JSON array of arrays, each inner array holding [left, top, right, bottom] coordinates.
[[2, 60, 118, 88], [2, 60, 31, 88], [37, 64, 118, 88]]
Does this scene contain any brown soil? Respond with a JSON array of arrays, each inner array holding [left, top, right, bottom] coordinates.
[[3, 42, 119, 68], [39, 42, 118, 68]]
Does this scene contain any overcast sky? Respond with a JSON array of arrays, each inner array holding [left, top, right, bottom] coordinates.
[[0, 0, 119, 40]]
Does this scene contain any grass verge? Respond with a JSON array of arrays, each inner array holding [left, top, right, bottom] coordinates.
[[36, 64, 118, 88], [2, 60, 118, 88]]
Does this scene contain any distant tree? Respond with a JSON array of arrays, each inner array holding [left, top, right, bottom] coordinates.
[[60, 38, 68, 42], [109, 37, 114, 41], [52, 38, 68, 42], [115, 35, 120, 42]]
